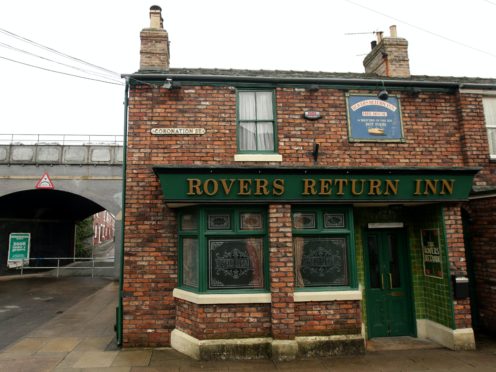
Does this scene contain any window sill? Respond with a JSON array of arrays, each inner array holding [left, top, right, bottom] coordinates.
[[173, 288, 271, 304], [234, 154, 283, 162], [294, 290, 362, 302]]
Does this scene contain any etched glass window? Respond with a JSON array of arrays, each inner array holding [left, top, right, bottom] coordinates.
[[208, 214, 231, 230], [293, 213, 316, 229], [208, 238, 264, 289], [182, 238, 199, 288], [181, 213, 198, 231], [179, 207, 267, 292], [323, 213, 345, 229], [240, 213, 263, 230], [294, 237, 348, 287]]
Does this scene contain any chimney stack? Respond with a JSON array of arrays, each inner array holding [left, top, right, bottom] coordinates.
[[363, 25, 410, 78], [139, 5, 169, 71]]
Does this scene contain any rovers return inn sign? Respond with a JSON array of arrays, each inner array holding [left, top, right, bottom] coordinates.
[[153, 167, 478, 203]]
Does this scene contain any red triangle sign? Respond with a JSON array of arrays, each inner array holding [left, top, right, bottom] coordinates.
[[35, 172, 55, 189]]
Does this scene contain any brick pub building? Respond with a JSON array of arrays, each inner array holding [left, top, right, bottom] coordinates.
[[118, 6, 496, 360]]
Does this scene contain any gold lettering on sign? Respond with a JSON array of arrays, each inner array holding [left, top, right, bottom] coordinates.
[[424, 180, 438, 195], [351, 179, 366, 195], [440, 179, 454, 195], [203, 179, 218, 196], [302, 179, 317, 195], [238, 179, 252, 196], [319, 179, 333, 195], [384, 180, 399, 195], [368, 179, 382, 195], [334, 179, 348, 195], [414, 179, 422, 195], [255, 179, 270, 196], [273, 179, 285, 196], [220, 179, 236, 195], [187, 179, 203, 195]]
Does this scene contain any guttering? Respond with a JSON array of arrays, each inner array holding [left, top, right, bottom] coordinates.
[[122, 72, 496, 90]]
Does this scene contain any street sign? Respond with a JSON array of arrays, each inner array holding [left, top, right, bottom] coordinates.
[[8, 233, 31, 268], [35, 172, 55, 189]]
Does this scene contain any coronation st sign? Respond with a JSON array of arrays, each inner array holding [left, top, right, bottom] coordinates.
[[154, 168, 477, 202]]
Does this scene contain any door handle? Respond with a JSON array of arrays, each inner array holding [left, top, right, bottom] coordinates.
[[389, 273, 393, 289], [381, 274, 384, 290]]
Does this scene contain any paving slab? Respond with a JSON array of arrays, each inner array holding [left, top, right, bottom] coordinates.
[[72, 350, 119, 368], [111, 350, 153, 367]]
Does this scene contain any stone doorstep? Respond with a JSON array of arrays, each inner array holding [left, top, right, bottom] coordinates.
[[171, 329, 365, 361]]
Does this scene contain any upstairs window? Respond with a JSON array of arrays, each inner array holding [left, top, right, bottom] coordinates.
[[237, 90, 276, 153], [483, 97, 496, 158]]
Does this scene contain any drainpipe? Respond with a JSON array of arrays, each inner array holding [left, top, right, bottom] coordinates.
[[116, 77, 130, 347]]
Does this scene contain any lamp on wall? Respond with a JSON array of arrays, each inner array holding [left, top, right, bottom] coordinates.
[[162, 78, 181, 89], [377, 81, 388, 100]]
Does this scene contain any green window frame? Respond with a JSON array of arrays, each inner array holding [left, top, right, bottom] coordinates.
[[236, 89, 277, 154], [292, 206, 357, 291], [178, 206, 269, 293]]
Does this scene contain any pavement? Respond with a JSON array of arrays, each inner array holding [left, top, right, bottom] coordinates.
[[1, 278, 496, 371]]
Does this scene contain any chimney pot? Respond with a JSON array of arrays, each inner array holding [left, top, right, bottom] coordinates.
[[390, 25, 397, 38], [371, 40, 377, 50], [149, 5, 163, 29]]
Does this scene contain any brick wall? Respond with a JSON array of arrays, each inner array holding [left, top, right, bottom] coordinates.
[[295, 301, 362, 336], [175, 299, 271, 340], [466, 198, 496, 333], [123, 83, 492, 346], [269, 204, 295, 340], [443, 205, 472, 329]]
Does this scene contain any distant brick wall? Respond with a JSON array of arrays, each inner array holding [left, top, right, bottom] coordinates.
[[175, 299, 271, 340], [466, 198, 496, 333], [295, 301, 362, 336]]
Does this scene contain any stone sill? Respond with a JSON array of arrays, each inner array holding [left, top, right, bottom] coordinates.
[[234, 154, 283, 162], [173, 288, 271, 304], [294, 290, 362, 302]]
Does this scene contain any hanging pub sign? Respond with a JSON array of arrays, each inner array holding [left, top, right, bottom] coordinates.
[[346, 94, 404, 142], [421, 228, 443, 278]]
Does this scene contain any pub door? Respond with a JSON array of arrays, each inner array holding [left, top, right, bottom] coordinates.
[[364, 229, 415, 338]]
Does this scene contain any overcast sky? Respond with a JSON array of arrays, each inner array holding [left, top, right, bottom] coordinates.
[[0, 0, 495, 138]]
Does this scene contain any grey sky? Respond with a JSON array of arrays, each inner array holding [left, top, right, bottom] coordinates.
[[0, 0, 494, 136]]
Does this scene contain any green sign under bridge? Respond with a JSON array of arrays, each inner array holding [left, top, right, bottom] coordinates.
[[153, 166, 479, 203]]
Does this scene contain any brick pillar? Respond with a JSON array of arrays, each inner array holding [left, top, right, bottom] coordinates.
[[268, 204, 295, 339], [443, 205, 472, 329]]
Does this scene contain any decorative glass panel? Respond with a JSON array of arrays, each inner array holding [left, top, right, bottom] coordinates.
[[324, 213, 345, 229], [240, 213, 263, 230], [367, 235, 381, 289], [182, 238, 199, 288], [293, 213, 316, 229], [181, 213, 198, 231], [208, 214, 231, 230], [294, 237, 348, 287], [208, 238, 264, 289]]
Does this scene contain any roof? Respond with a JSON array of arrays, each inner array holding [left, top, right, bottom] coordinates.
[[125, 68, 496, 89]]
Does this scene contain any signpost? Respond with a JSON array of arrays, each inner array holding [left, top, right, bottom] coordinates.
[[8, 233, 31, 268]]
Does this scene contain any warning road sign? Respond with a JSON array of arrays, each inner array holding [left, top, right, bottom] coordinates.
[[35, 172, 55, 189]]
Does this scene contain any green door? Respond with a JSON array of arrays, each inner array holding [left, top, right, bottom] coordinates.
[[365, 229, 415, 338]]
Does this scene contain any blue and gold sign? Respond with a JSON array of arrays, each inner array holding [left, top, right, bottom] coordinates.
[[347, 94, 404, 142]]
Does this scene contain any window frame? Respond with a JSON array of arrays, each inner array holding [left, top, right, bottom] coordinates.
[[483, 97, 496, 159], [292, 206, 357, 291], [178, 206, 269, 294], [236, 89, 278, 154]]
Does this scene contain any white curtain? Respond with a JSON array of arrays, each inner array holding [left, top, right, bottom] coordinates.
[[483, 98, 496, 155], [239, 92, 274, 151]]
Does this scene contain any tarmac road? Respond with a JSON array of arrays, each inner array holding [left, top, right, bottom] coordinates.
[[0, 276, 112, 350]]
